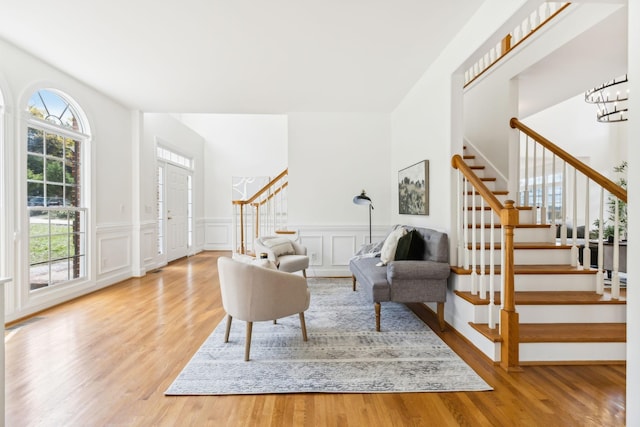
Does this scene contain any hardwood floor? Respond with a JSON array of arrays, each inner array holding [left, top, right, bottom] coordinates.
[[5, 251, 626, 426]]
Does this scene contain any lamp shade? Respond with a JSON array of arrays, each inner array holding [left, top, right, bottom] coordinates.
[[353, 190, 373, 206]]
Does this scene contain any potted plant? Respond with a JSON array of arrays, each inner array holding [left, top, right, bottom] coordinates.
[[592, 161, 627, 241]]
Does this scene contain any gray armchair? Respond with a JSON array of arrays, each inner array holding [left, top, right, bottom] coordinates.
[[254, 236, 309, 277], [217, 256, 310, 361]]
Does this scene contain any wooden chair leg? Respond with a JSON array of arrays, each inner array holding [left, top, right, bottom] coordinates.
[[244, 321, 253, 361], [375, 302, 381, 332], [437, 302, 446, 332], [302, 269, 307, 278], [273, 320, 277, 324], [224, 314, 232, 343], [352, 275, 357, 291], [299, 312, 308, 341]]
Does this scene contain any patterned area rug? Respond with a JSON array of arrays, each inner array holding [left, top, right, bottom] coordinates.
[[165, 278, 492, 395]]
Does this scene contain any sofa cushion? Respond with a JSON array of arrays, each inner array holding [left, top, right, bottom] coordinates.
[[380, 227, 407, 265], [395, 229, 425, 261], [261, 237, 295, 256]]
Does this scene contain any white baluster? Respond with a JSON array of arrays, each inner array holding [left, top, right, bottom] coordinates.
[[463, 178, 470, 270], [611, 198, 620, 299], [488, 206, 496, 329], [457, 171, 464, 267], [571, 168, 579, 268], [561, 161, 567, 245], [471, 186, 478, 295], [533, 141, 537, 220], [523, 135, 530, 207], [541, 148, 547, 224], [596, 187, 605, 294], [480, 197, 486, 299], [583, 177, 591, 270], [539, 3, 549, 23]]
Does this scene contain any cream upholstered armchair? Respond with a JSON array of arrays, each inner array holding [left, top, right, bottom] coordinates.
[[254, 236, 309, 277], [217, 256, 310, 361]]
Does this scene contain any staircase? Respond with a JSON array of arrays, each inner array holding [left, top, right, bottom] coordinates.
[[232, 169, 290, 255], [450, 147, 627, 365]]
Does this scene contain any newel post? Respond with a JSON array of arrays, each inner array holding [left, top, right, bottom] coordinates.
[[239, 203, 245, 254], [500, 200, 521, 371]]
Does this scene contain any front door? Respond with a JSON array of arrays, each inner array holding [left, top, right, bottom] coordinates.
[[166, 163, 189, 262]]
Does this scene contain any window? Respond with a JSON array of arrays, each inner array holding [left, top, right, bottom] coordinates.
[[26, 89, 88, 290]]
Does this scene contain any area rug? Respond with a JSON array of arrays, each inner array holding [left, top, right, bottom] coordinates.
[[165, 278, 492, 395]]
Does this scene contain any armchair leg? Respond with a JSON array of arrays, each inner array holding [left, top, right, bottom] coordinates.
[[352, 275, 356, 291], [244, 321, 253, 361], [299, 312, 308, 341], [224, 314, 232, 343], [437, 302, 446, 332], [302, 269, 307, 278], [375, 302, 381, 332]]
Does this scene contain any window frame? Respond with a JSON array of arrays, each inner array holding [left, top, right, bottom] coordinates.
[[23, 89, 91, 295]]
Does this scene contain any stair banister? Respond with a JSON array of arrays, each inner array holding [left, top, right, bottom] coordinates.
[[452, 155, 521, 370], [232, 168, 289, 254], [510, 119, 627, 201], [510, 118, 627, 298]]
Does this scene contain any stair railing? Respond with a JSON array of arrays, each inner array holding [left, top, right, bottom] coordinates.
[[452, 155, 521, 371], [464, 2, 570, 88], [510, 118, 627, 299], [232, 168, 288, 255]]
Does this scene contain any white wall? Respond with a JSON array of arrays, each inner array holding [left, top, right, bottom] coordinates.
[[179, 114, 288, 250], [392, 0, 529, 238], [626, 1, 638, 424], [286, 113, 391, 276], [0, 37, 134, 321]]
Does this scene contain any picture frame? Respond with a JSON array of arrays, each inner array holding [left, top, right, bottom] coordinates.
[[398, 160, 428, 215]]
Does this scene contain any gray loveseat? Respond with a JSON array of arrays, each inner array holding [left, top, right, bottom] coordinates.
[[349, 225, 450, 332]]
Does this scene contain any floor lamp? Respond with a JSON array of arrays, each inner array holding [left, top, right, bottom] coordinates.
[[353, 190, 374, 243]]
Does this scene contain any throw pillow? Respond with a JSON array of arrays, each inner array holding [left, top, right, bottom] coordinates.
[[394, 231, 413, 260], [262, 237, 295, 257], [394, 229, 426, 260], [380, 227, 407, 265]]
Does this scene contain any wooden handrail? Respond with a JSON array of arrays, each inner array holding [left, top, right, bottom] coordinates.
[[232, 168, 288, 206], [510, 118, 627, 202], [452, 155, 504, 212]]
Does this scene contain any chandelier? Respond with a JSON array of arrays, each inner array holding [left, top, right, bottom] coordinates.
[[584, 74, 629, 123]]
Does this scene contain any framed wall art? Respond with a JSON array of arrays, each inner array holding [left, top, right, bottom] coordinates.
[[398, 160, 428, 215]]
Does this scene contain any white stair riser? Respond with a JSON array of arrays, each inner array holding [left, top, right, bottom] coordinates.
[[520, 342, 626, 363], [469, 194, 510, 205], [464, 248, 573, 265], [469, 227, 555, 243], [465, 209, 536, 225], [452, 273, 598, 292], [468, 303, 626, 324], [517, 304, 627, 323]]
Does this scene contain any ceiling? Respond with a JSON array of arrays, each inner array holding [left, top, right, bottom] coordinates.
[[0, 0, 483, 114]]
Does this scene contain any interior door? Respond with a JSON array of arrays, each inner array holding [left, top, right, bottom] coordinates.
[[166, 163, 189, 262]]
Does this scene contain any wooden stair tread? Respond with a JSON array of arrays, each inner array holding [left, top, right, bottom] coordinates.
[[451, 264, 599, 275], [470, 165, 485, 170], [455, 289, 627, 305], [466, 190, 509, 195], [470, 322, 626, 343], [467, 223, 551, 229]]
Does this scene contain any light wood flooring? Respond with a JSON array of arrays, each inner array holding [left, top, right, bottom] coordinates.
[[5, 251, 626, 426]]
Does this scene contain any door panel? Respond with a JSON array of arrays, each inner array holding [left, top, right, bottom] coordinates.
[[166, 164, 189, 262]]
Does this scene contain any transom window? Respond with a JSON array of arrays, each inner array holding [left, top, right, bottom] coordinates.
[[26, 89, 88, 291]]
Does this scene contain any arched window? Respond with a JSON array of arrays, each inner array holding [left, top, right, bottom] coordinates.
[[26, 89, 89, 290]]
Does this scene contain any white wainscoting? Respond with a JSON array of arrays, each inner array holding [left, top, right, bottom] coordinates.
[[203, 217, 232, 251], [97, 224, 133, 284], [200, 218, 389, 277]]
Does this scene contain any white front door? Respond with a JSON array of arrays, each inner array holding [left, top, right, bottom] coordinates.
[[166, 163, 189, 262]]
